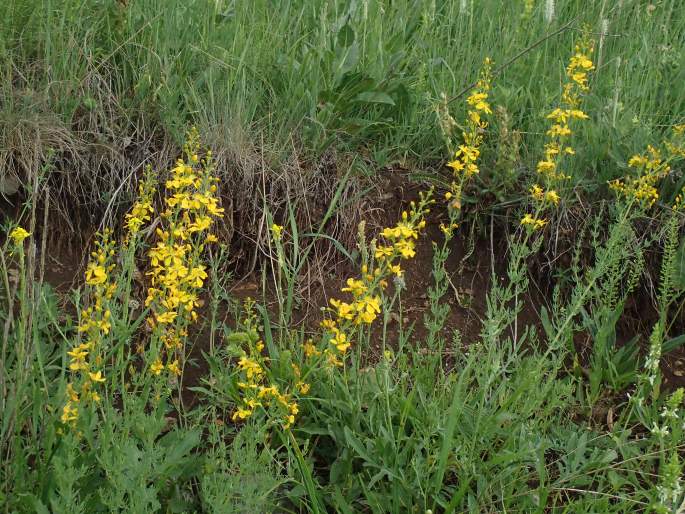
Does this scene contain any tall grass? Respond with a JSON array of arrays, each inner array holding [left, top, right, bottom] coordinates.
[[1, 0, 683, 208]]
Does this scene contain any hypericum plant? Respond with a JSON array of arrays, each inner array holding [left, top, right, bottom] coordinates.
[[228, 298, 303, 430], [229, 191, 433, 430], [59, 129, 224, 427], [522, 36, 594, 231], [144, 128, 223, 387], [610, 125, 685, 209], [319, 192, 432, 364], [62, 228, 118, 425], [437, 56, 493, 236]]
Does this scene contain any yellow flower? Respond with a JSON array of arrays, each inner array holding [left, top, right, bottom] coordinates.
[[66, 383, 80, 402], [394, 239, 416, 259], [530, 184, 545, 201], [85, 264, 107, 286], [321, 319, 336, 330], [271, 224, 284, 240], [61, 402, 78, 424], [156, 310, 178, 325], [330, 299, 355, 320], [447, 159, 464, 172], [232, 407, 253, 421], [10, 227, 31, 244], [303, 340, 321, 358], [374, 245, 394, 260], [354, 295, 381, 324], [520, 214, 548, 230], [331, 329, 350, 353], [341, 278, 366, 297], [67, 347, 89, 361], [238, 356, 263, 380], [628, 155, 649, 168], [88, 371, 106, 383], [545, 190, 560, 205], [187, 266, 208, 288], [151, 359, 165, 375], [167, 360, 181, 376], [258, 385, 279, 399], [547, 124, 572, 137]]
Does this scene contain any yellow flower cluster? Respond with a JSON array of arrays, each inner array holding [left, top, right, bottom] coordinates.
[[62, 229, 118, 424], [145, 128, 223, 379], [317, 192, 431, 364], [529, 184, 560, 206], [446, 58, 493, 211], [230, 300, 303, 429], [609, 145, 671, 208], [124, 167, 156, 238], [535, 39, 594, 192], [666, 124, 685, 159], [9, 227, 31, 245], [520, 213, 548, 230], [522, 38, 594, 230], [610, 120, 685, 209], [231, 193, 431, 431]]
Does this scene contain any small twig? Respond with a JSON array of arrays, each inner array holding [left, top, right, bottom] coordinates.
[[447, 16, 580, 105], [490, 212, 495, 280], [39, 187, 49, 287]]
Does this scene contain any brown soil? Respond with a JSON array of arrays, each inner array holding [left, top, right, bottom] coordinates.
[[16, 170, 685, 405]]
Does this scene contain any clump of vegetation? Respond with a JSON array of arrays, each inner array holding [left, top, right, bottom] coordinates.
[[2, 2, 685, 513]]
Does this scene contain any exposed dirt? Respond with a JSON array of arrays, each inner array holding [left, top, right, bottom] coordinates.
[[11, 170, 685, 406]]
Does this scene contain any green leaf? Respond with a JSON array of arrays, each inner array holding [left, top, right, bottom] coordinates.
[[329, 451, 352, 484], [664, 333, 685, 354], [354, 91, 395, 106], [674, 236, 685, 290], [337, 24, 355, 47], [343, 427, 375, 464]]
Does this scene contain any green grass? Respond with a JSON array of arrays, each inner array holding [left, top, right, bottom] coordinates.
[[1, 0, 683, 213], [2, 1, 685, 513]]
